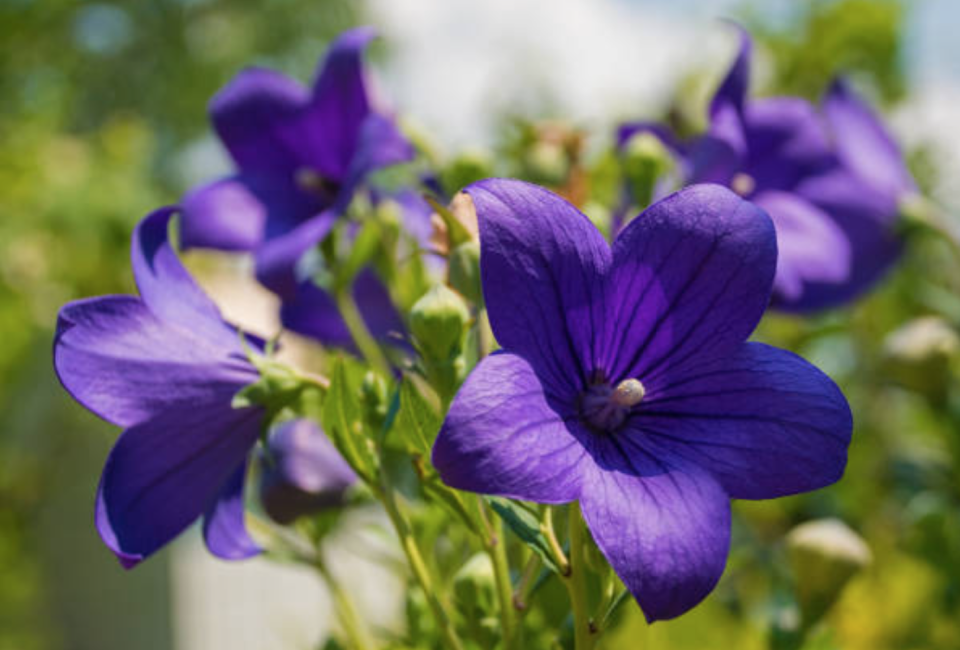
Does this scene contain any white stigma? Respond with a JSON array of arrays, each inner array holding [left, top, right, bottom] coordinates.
[[611, 378, 646, 408], [295, 168, 329, 194], [731, 172, 756, 197]]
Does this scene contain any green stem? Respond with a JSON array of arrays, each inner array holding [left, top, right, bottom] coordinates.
[[315, 557, 375, 650], [541, 507, 570, 576], [566, 503, 595, 650], [378, 479, 464, 650], [336, 289, 392, 377], [477, 498, 517, 648], [513, 552, 541, 614]]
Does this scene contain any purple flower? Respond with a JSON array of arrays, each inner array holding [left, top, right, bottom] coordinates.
[[54, 207, 264, 568], [620, 28, 914, 311], [431, 180, 852, 621], [280, 268, 405, 352], [259, 419, 358, 525], [180, 27, 413, 298]]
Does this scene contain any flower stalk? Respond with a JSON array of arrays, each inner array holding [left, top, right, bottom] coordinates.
[[566, 503, 596, 650]]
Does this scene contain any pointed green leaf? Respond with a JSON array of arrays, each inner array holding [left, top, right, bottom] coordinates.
[[487, 498, 561, 574]]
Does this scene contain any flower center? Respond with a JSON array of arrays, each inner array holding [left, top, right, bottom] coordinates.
[[295, 168, 340, 201], [580, 378, 646, 432], [731, 172, 756, 197]]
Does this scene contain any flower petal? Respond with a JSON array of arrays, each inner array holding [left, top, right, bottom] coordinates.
[[823, 78, 915, 199], [210, 67, 309, 175], [741, 98, 834, 192], [708, 25, 750, 159], [132, 207, 236, 345], [280, 269, 404, 351], [254, 209, 339, 299], [636, 342, 852, 499], [54, 296, 257, 428], [180, 177, 266, 252], [301, 27, 377, 180], [466, 179, 611, 396], [600, 184, 776, 387], [580, 441, 731, 622], [751, 191, 852, 309], [203, 459, 262, 561], [95, 400, 261, 567], [794, 170, 902, 309], [432, 352, 589, 504]]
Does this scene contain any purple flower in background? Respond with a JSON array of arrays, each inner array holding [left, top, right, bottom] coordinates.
[[54, 208, 264, 567], [619, 28, 915, 311], [281, 268, 406, 352], [180, 26, 413, 298], [432, 180, 852, 621], [259, 419, 357, 525]]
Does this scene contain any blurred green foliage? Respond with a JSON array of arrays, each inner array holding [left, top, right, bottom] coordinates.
[[2, 0, 959, 648]]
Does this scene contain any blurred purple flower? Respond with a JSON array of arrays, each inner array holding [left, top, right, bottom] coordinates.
[[54, 208, 264, 568], [619, 28, 915, 311], [259, 419, 357, 525], [280, 268, 406, 353], [432, 180, 852, 621], [180, 27, 413, 298]]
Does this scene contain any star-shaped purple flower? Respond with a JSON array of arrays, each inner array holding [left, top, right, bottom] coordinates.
[[620, 28, 915, 312], [180, 26, 413, 298], [432, 180, 852, 621], [54, 207, 264, 568]]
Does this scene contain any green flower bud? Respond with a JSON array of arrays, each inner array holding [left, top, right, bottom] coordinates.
[[526, 140, 568, 186], [786, 518, 871, 627], [410, 284, 470, 364], [447, 241, 483, 306], [882, 316, 959, 401], [622, 131, 674, 209], [453, 552, 496, 610], [440, 149, 494, 197], [360, 371, 390, 430]]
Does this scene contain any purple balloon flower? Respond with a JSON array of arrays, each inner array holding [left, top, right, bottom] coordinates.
[[620, 28, 915, 311], [432, 180, 852, 621], [180, 26, 413, 298], [54, 207, 264, 568], [259, 419, 358, 525]]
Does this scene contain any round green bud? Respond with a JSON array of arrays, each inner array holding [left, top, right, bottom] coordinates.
[[447, 241, 483, 306], [410, 284, 471, 363], [882, 316, 959, 401], [786, 518, 871, 627]]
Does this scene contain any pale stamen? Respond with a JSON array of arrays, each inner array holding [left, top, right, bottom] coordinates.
[[580, 378, 646, 432], [731, 172, 756, 197]]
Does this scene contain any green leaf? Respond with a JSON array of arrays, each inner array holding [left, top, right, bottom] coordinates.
[[487, 498, 561, 574], [322, 358, 375, 480], [334, 219, 381, 292], [391, 377, 442, 456]]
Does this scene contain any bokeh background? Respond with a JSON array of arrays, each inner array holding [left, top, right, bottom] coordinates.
[[2, 0, 960, 648]]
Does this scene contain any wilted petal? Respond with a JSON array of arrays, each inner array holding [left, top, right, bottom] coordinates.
[[600, 184, 776, 386], [751, 191, 851, 307], [180, 177, 266, 252], [54, 296, 257, 428], [203, 460, 261, 560], [95, 400, 261, 567], [466, 179, 610, 396], [433, 352, 589, 503], [580, 441, 730, 622], [210, 67, 309, 175], [636, 342, 852, 499], [823, 78, 915, 199]]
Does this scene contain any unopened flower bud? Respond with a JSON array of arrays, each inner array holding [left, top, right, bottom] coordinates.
[[447, 241, 483, 306], [259, 419, 357, 525], [622, 131, 674, 208], [882, 316, 959, 400], [440, 150, 494, 198], [361, 370, 390, 429], [453, 552, 496, 611], [410, 284, 470, 363], [786, 518, 871, 626]]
